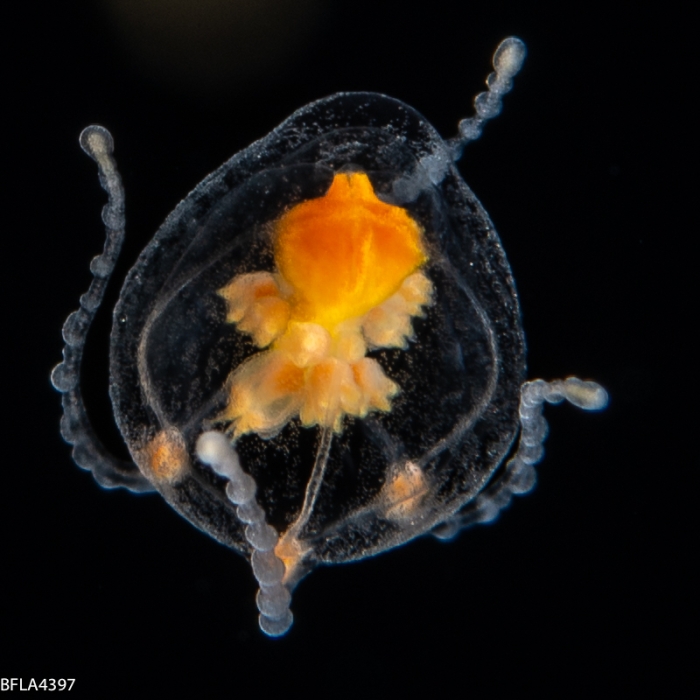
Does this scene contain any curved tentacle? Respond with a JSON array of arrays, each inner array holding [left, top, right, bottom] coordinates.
[[432, 377, 608, 540], [51, 126, 154, 493], [448, 36, 527, 160]]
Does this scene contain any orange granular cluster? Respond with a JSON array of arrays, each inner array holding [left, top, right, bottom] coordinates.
[[141, 429, 189, 482], [218, 172, 433, 437], [275, 172, 427, 328]]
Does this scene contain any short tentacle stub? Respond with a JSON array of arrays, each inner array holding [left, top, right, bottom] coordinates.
[[53, 37, 607, 637]]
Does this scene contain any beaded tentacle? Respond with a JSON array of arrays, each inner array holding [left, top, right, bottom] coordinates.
[[432, 378, 608, 540], [51, 126, 154, 492], [196, 432, 293, 637]]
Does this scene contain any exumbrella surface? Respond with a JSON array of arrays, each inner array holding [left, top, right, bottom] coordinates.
[[52, 37, 608, 637]]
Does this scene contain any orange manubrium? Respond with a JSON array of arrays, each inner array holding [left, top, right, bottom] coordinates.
[[218, 172, 433, 437], [275, 172, 427, 329]]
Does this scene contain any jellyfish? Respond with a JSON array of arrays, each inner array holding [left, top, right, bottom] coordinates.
[[52, 37, 608, 637]]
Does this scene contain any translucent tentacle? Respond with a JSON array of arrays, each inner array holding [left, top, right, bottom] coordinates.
[[51, 126, 154, 493], [391, 37, 527, 203], [449, 36, 527, 160], [432, 377, 608, 540], [196, 432, 293, 637]]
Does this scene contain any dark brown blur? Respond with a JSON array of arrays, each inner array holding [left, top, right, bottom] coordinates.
[[101, 0, 323, 91]]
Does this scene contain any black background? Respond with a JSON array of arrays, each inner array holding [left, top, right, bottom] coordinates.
[[3, 1, 690, 695]]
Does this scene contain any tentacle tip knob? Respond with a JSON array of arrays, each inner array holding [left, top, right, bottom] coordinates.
[[493, 37, 527, 78], [79, 125, 114, 161], [565, 378, 609, 411], [258, 610, 294, 637]]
